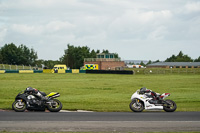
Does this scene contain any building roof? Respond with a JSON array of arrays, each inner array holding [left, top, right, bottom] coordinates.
[[147, 62, 200, 67]]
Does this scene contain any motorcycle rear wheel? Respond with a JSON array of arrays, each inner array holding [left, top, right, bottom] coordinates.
[[163, 100, 177, 112], [129, 100, 144, 112], [12, 100, 27, 112], [47, 99, 62, 112]]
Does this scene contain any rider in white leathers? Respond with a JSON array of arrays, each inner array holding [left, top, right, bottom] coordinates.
[[140, 87, 161, 101]]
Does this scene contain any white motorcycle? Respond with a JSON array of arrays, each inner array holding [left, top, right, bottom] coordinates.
[[129, 89, 177, 112]]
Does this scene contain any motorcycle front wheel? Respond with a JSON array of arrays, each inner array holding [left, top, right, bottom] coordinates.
[[129, 100, 144, 112], [163, 100, 177, 112], [12, 100, 27, 112], [47, 99, 62, 112]]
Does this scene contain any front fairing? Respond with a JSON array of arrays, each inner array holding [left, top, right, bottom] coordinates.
[[131, 90, 145, 100], [15, 92, 28, 102], [131, 90, 153, 103]]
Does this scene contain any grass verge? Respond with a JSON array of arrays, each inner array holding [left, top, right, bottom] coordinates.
[[0, 73, 200, 112]]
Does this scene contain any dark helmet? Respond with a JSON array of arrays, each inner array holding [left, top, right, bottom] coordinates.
[[140, 87, 147, 94], [140, 87, 147, 92], [25, 87, 38, 94], [26, 87, 34, 92]]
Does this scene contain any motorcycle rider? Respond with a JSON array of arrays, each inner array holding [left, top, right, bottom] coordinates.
[[25, 87, 48, 101], [140, 87, 161, 101]]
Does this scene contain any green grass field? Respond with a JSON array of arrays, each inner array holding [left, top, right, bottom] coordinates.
[[0, 73, 200, 112]]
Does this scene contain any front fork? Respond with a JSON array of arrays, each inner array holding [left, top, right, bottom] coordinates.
[[135, 98, 140, 106]]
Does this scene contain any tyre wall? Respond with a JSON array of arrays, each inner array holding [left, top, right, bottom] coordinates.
[[86, 70, 134, 74]]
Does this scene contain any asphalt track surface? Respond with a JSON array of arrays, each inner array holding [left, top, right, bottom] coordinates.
[[0, 111, 200, 132]]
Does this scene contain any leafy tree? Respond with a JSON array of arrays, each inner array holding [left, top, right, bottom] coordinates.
[[60, 44, 93, 69], [60, 44, 120, 69], [35, 59, 44, 68], [0, 43, 20, 64], [165, 51, 193, 62], [154, 60, 160, 63], [96, 50, 100, 54], [114, 53, 119, 58], [165, 55, 176, 62], [140, 61, 145, 66], [34, 59, 61, 69], [90, 49, 97, 58], [0, 43, 38, 65], [18, 44, 38, 65], [0, 50, 3, 63], [178, 51, 184, 57], [43, 60, 60, 69], [194, 56, 200, 62], [102, 49, 109, 54], [146, 60, 152, 65], [128, 61, 134, 65]]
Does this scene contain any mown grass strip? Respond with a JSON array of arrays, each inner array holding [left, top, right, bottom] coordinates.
[[0, 74, 200, 112]]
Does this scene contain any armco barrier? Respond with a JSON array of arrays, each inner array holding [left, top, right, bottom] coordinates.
[[5, 70, 19, 73], [58, 69, 65, 73], [72, 69, 79, 73], [1, 69, 133, 74], [34, 70, 43, 73], [66, 70, 72, 73], [43, 69, 53, 73], [86, 70, 134, 74], [80, 70, 86, 73], [0, 70, 5, 73], [19, 70, 33, 73]]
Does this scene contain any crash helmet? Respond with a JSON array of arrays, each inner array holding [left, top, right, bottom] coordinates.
[[140, 87, 147, 91], [26, 87, 34, 92], [25, 87, 38, 94], [140, 87, 147, 94]]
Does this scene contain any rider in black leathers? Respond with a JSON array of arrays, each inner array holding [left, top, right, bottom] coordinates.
[[25, 87, 48, 101]]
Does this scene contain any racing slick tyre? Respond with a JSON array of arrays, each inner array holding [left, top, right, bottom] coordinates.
[[47, 99, 62, 112], [129, 99, 144, 112], [163, 99, 177, 112], [12, 100, 27, 112]]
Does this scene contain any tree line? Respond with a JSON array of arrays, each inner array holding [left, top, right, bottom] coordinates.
[[0, 43, 199, 69], [0, 43, 118, 69], [165, 51, 200, 62], [144, 51, 200, 66], [0, 43, 37, 66]]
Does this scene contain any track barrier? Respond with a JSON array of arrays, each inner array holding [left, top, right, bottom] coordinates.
[[19, 70, 33, 73], [43, 69, 53, 73], [72, 69, 79, 73], [86, 70, 134, 74], [0, 69, 133, 74], [0, 70, 5, 73]]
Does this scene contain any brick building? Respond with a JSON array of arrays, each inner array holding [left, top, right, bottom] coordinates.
[[84, 53, 125, 70]]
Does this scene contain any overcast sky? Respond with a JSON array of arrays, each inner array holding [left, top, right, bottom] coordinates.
[[0, 0, 200, 61]]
